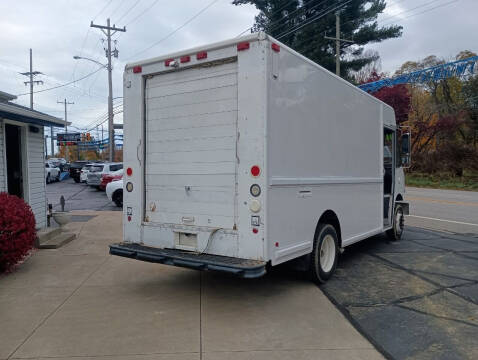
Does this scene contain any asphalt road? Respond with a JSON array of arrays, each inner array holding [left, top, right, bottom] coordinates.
[[46, 177, 120, 212], [405, 187, 478, 235]]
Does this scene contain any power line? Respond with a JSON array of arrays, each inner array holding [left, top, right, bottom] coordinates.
[[377, 0, 448, 25], [125, 0, 221, 61], [380, 0, 460, 27], [117, 0, 143, 22], [110, 0, 129, 19], [16, 67, 103, 96], [124, 0, 162, 26], [275, 0, 352, 40], [70, 0, 114, 82], [94, 0, 114, 20], [236, 0, 300, 37], [267, 0, 332, 35]]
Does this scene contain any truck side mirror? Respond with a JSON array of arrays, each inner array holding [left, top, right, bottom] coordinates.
[[401, 133, 410, 154], [400, 133, 411, 168]]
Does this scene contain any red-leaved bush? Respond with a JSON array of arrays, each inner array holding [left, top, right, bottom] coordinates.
[[0, 192, 36, 273]]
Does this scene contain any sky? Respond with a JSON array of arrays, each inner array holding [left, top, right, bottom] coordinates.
[[0, 0, 476, 154]]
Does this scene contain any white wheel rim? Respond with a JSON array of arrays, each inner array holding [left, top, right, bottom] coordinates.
[[320, 234, 335, 273]]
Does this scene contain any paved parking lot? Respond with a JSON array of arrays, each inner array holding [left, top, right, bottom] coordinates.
[[46, 177, 120, 212], [322, 227, 478, 360]]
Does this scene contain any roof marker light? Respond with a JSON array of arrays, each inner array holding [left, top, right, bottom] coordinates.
[[271, 43, 280, 52], [237, 42, 250, 51], [133, 66, 142, 73], [197, 51, 207, 60], [165, 59, 174, 66], [180, 55, 190, 63]]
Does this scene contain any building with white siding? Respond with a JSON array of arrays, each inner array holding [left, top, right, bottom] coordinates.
[[0, 91, 65, 229]]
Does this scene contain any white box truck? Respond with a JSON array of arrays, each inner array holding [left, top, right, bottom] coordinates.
[[111, 33, 410, 282]]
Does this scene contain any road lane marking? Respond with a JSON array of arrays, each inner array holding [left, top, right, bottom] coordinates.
[[406, 215, 478, 227], [406, 196, 478, 207]]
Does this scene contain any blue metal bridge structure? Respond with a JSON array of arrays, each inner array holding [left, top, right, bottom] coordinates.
[[358, 56, 478, 93]]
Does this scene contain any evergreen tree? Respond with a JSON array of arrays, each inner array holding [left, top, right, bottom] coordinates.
[[233, 0, 402, 80]]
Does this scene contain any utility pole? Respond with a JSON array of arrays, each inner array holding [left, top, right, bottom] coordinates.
[[324, 11, 353, 77], [20, 49, 48, 155], [90, 18, 126, 162], [101, 124, 104, 160], [57, 99, 74, 162], [21, 49, 44, 109]]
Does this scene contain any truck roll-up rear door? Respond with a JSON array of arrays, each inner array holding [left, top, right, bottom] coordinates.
[[144, 58, 238, 229]]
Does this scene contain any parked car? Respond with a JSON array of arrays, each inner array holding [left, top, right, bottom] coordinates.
[[45, 162, 60, 184], [80, 163, 95, 183], [106, 179, 123, 207], [99, 168, 123, 191], [69, 161, 89, 183], [87, 163, 123, 189], [46, 159, 61, 169]]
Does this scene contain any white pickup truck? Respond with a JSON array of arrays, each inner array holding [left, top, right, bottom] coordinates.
[[111, 33, 410, 282]]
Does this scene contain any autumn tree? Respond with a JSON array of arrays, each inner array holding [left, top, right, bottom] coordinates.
[[395, 52, 478, 176], [232, 0, 402, 79]]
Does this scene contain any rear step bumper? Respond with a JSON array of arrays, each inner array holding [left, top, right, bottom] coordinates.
[[109, 243, 267, 278]]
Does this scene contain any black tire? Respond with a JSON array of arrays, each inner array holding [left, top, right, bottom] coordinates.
[[46, 174, 50, 184], [309, 223, 339, 283], [387, 205, 404, 241], [113, 190, 123, 208], [73, 177, 80, 183], [56, 173, 61, 182]]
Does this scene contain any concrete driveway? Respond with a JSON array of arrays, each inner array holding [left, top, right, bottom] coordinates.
[[0, 211, 382, 360]]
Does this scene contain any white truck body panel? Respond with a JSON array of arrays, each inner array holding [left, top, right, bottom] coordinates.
[[122, 33, 400, 268]]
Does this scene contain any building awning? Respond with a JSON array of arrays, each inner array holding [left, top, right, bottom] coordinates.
[[0, 101, 65, 128]]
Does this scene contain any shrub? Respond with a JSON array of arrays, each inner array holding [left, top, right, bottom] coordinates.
[[0, 193, 36, 273]]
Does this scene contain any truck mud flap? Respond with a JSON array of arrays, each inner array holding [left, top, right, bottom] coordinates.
[[109, 243, 267, 278]]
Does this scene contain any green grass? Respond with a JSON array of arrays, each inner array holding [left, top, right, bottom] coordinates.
[[406, 172, 478, 191]]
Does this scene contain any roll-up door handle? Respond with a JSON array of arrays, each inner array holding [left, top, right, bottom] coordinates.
[[137, 139, 142, 166]]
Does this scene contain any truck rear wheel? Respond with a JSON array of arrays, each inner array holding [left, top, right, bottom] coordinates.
[[309, 224, 339, 283], [387, 205, 404, 241]]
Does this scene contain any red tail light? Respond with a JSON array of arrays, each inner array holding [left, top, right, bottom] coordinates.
[[250, 165, 261, 177], [180, 55, 190, 63]]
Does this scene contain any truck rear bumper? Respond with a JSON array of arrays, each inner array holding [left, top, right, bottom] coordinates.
[[109, 243, 267, 278]]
